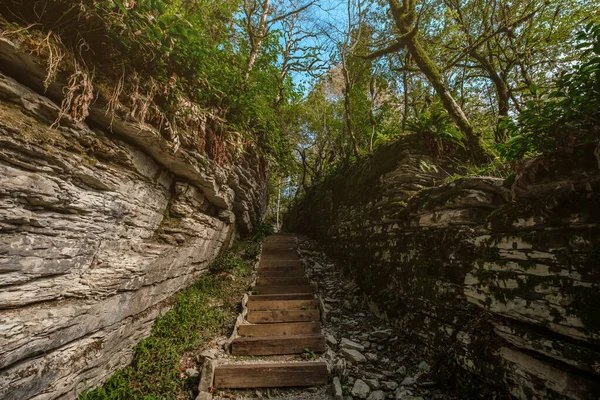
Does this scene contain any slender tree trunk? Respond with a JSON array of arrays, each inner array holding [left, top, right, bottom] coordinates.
[[369, 75, 377, 152], [276, 176, 281, 231], [402, 61, 410, 132], [405, 39, 487, 160], [492, 77, 510, 143], [246, 0, 270, 78], [341, 50, 361, 160], [470, 52, 511, 143]]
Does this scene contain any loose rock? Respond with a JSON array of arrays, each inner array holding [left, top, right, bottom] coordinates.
[[341, 338, 365, 352], [333, 377, 343, 400], [381, 381, 399, 391], [363, 378, 380, 390], [341, 348, 367, 363], [351, 379, 371, 399], [367, 390, 385, 400]]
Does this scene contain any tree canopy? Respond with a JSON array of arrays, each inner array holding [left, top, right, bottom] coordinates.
[[1, 0, 599, 223]]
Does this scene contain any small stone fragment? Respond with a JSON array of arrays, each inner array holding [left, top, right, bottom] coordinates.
[[185, 368, 199, 378], [400, 376, 416, 386], [326, 333, 338, 346], [200, 349, 218, 360], [363, 378, 380, 389], [395, 388, 415, 400], [370, 330, 392, 339], [417, 361, 430, 373], [381, 381, 398, 391], [341, 348, 367, 363], [367, 390, 385, 400], [341, 338, 365, 352], [333, 377, 343, 400], [351, 379, 371, 399]]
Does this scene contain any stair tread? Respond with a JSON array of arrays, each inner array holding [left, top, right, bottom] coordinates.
[[239, 321, 321, 337], [214, 361, 327, 389], [256, 277, 309, 286], [247, 309, 320, 323], [231, 334, 325, 356], [234, 333, 323, 341], [248, 299, 319, 311], [253, 285, 314, 294], [248, 293, 315, 301]]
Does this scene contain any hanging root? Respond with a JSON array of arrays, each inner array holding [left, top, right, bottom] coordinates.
[[128, 74, 158, 124], [43, 32, 65, 92], [52, 58, 94, 128], [106, 63, 125, 127]]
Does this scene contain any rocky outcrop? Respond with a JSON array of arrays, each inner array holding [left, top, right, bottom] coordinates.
[[0, 41, 268, 399], [286, 137, 600, 399]]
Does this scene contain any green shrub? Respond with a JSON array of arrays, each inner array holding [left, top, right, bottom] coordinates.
[[405, 110, 465, 158], [251, 221, 275, 242], [495, 23, 600, 160]]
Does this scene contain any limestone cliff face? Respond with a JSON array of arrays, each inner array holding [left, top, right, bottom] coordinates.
[[0, 41, 268, 399], [286, 137, 600, 399]]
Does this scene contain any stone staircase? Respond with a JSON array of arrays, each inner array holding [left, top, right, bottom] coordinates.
[[212, 234, 328, 390]]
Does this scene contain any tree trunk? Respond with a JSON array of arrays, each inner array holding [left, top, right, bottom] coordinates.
[[245, 0, 271, 77], [276, 176, 281, 231], [493, 77, 510, 143], [470, 52, 511, 144], [341, 50, 361, 160], [405, 39, 488, 160], [369, 75, 377, 152], [402, 57, 410, 132]]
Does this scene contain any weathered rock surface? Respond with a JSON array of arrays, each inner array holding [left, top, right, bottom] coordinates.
[[0, 44, 268, 400], [286, 137, 600, 399]]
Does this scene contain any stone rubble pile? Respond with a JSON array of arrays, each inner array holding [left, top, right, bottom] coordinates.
[[299, 238, 452, 400]]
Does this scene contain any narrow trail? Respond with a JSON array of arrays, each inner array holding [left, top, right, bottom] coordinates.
[[201, 234, 450, 400], [205, 234, 330, 399]]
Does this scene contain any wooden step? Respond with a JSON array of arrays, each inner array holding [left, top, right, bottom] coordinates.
[[262, 249, 298, 254], [248, 299, 319, 311], [262, 244, 296, 250], [265, 237, 296, 242], [258, 265, 305, 273], [261, 247, 300, 259], [260, 259, 302, 268], [252, 285, 313, 294], [256, 277, 309, 286], [214, 362, 328, 389], [231, 334, 326, 356], [239, 322, 321, 337], [258, 269, 306, 278], [248, 293, 315, 301], [247, 309, 320, 323], [261, 256, 300, 262], [263, 243, 296, 249]]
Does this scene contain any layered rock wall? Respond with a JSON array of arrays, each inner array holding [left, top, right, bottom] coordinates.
[[286, 138, 600, 399], [0, 40, 268, 399]]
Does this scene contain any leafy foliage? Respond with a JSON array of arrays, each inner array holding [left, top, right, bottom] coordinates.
[[0, 0, 297, 164], [496, 23, 600, 160], [405, 110, 465, 158], [251, 221, 275, 242]]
